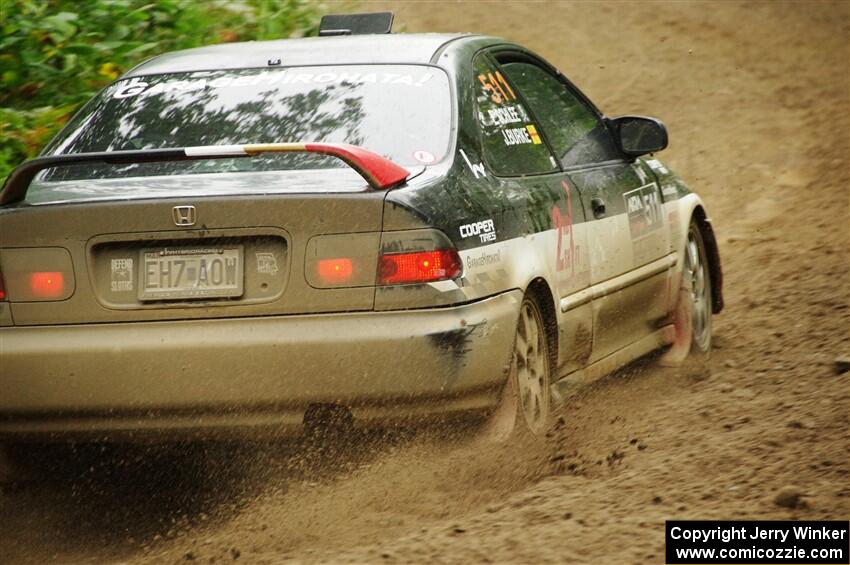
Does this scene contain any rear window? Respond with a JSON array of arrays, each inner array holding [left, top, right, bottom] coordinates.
[[40, 64, 451, 182]]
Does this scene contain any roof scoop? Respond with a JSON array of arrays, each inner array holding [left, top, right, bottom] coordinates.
[[318, 12, 394, 36]]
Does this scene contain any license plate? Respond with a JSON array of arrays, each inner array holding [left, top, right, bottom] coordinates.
[[139, 246, 243, 301]]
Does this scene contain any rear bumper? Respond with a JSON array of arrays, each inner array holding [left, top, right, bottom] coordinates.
[[0, 291, 521, 440]]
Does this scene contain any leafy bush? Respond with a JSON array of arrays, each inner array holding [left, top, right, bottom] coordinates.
[[0, 0, 323, 182]]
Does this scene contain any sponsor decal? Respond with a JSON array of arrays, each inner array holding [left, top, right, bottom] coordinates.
[[412, 150, 436, 164], [113, 71, 434, 99], [113, 78, 150, 99], [526, 125, 542, 144], [465, 249, 502, 270], [110, 258, 133, 292], [458, 148, 486, 179], [551, 180, 577, 274], [624, 184, 663, 239], [645, 158, 670, 175], [661, 183, 679, 198], [459, 218, 497, 243], [255, 252, 278, 275]]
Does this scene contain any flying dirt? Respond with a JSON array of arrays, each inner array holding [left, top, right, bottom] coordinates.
[[1, 1, 847, 563]]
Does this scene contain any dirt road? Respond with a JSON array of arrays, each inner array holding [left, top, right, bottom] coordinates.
[[1, 1, 847, 563]]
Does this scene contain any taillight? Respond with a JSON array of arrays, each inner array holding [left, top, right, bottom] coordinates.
[[29, 271, 65, 299], [317, 258, 354, 285], [305, 233, 380, 289], [0, 248, 75, 301], [378, 249, 462, 285]]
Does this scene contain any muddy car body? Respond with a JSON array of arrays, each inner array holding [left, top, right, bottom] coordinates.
[[0, 19, 723, 440]]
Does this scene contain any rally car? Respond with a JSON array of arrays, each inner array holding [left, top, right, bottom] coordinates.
[[0, 12, 722, 442]]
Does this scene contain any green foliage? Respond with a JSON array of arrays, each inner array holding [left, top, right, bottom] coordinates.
[[0, 0, 323, 181]]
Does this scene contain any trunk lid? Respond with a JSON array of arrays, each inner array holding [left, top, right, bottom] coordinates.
[[0, 170, 386, 325]]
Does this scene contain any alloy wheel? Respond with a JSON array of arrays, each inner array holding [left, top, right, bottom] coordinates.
[[514, 299, 550, 434], [683, 227, 712, 352]]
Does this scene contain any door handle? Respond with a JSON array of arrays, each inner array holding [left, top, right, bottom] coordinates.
[[591, 197, 606, 219]]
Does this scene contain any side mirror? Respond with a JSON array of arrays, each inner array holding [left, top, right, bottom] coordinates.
[[611, 115, 668, 157]]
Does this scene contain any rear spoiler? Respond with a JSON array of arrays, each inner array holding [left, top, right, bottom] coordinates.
[[0, 142, 410, 206]]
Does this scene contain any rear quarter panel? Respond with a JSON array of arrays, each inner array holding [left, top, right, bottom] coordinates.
[[381, 38, 594, 374], [381, 37, 565, 309]]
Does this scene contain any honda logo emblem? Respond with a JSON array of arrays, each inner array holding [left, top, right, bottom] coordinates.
[[172, 205, 196, 226]]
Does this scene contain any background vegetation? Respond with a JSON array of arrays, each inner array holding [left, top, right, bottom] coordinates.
[[0, 0, 324, 181]]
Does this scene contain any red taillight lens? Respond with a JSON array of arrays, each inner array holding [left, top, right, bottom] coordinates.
[[317, 258, 354, 284], [378, 249, 462, 285], [0, 271, 6, 301], [29, 271, 65, 298]]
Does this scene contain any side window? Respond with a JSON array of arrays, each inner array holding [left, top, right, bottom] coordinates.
[[500, 61, 620, 168], [473, 55, 558, 177]]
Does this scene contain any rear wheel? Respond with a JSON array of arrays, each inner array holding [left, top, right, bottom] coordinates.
[[661, 220, 713, 365], [480, 295, 552, 440]]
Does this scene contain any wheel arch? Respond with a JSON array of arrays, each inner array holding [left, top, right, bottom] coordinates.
[[691, 205, 724, 314]]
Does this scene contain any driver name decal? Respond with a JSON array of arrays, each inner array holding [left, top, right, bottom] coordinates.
[[486, 106, 527, 126], [502, 126, 534, 146]]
